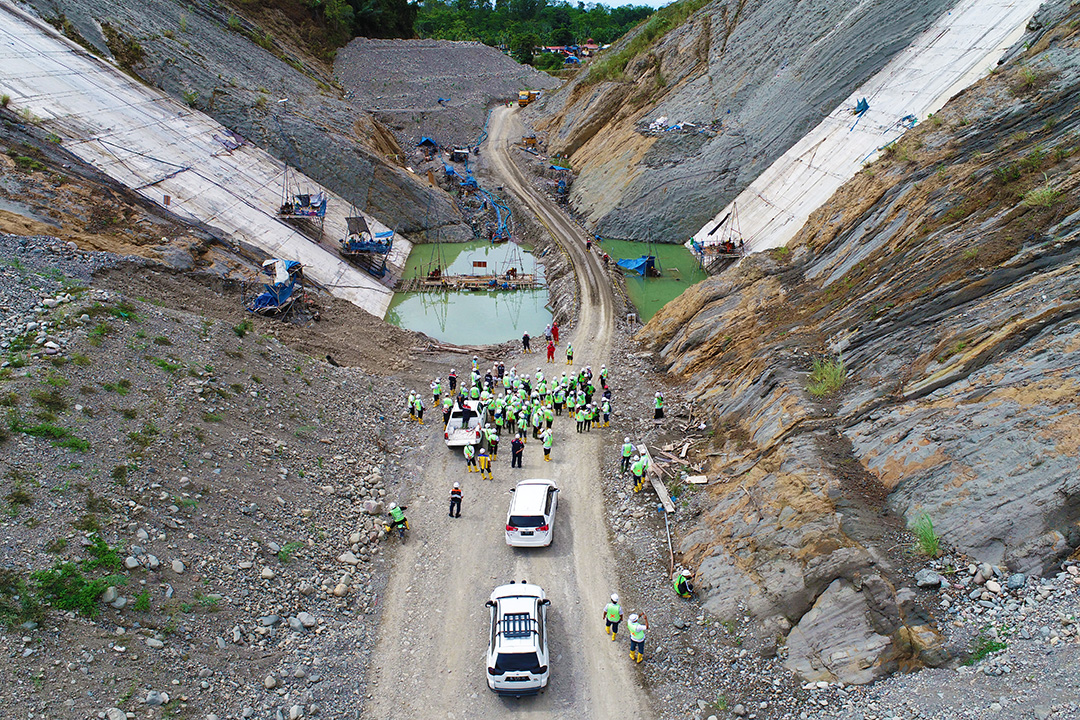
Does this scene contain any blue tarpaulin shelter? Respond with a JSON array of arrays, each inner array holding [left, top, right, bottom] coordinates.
[[616, 255, 656, 277]]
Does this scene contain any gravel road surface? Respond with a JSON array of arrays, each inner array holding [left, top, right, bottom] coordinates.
[[362, 106, 645, 718]]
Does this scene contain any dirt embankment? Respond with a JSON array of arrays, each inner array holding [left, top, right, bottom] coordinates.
[[526, 0, 957, 241], [17, 0, 472, 242], [634, 4, 1080, 687]]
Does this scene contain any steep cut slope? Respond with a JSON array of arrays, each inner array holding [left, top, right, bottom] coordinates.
[[637, 5, 1080, 684], [19, 0, 471, 240], [527, 0, 959, 241]]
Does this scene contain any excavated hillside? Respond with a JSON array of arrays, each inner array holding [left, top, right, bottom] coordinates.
[[17, 0, 472, 241], [637, 4, 1080, 685], [527, 0, 962, 241]]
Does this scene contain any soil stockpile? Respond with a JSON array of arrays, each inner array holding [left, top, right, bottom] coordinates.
[[17, 0, 472, 241], [335, 38, 560, 152], [527, 0, 957, 241]]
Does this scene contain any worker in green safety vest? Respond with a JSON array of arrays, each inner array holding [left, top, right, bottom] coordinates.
[[630, 456, 645, 493], [653, 391, 664, 420], [627, 612, 648, 663], [674, 570, 694, 598], [442, 395, 453, 426], [621, 438, 634, 473], [604, 593, 622, 640], [464, 442, 477, 472], [542, 428, 553, 462], [387, 503, 408, 531]]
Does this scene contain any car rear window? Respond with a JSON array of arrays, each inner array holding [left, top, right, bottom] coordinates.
[[495, 652, 540, 672], [509, 515, 545, 528]]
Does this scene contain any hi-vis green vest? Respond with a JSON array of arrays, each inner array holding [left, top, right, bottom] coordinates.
[[389, 506, 405, 522], [543, 433, 553, 449], [628, 620, 646, 642], [631, 460, 644, 477], [605, 602, 621, 622], [622, 442, 633, 458], [655, 394, 664, 409], [464, 444, 475, 459]]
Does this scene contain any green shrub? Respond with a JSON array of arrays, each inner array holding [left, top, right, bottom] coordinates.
[[83, 535, 123, 572], [133, 590, 151, 612], [0, 569, 44, 627], [909, 512, 940, 557], [964, 627, 1007, 665], [807, 356, 845, 397], [584, 0, 709, 85], [277, 541, 303, 563], [233, 319, 254, 338], [1022, 184, 1062, 208], [32, 562, 107, 617]]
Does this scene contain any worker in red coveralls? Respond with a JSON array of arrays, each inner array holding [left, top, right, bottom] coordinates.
[[546, 340, 556, 363], [552, 322, 559, 344]]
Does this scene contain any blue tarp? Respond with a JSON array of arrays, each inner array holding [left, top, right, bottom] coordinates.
[[616, 255, 655, 277], [250, 277, 298, 313], [417, 137, 437, 147]]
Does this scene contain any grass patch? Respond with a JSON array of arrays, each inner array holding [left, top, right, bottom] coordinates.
[[32, 562, 107, 617], [102, 378, 132, 395], [31, 388, 67, 413], [53, 436, 89, 452], [909, 512, 941, 557], [807, 356, 845, 397], [1022, 184, 1062, 208], [151, 357, 182, 374], [0, 569, 44, 628], [233, 319, 254, 338], [88, 322, 112, 346], [152, 335, 172, 346], [202, 412, 223, 423], [964, 627, 1008, 665], [277, 541, 303, 563], [83, 534, 123, 572], [133, 590, 151, 612]]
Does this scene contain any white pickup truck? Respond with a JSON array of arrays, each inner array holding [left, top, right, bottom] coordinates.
[[445, 399, 487, 447]]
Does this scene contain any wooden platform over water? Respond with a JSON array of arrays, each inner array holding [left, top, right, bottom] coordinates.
[[397, 273, 542, 292]]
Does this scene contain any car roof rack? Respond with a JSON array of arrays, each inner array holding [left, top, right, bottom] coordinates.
[[498, 612, 538, 640]]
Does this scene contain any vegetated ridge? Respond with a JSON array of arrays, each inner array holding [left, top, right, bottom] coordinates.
[[637, 3, 1080, 684], [527, 0, 960, 241]]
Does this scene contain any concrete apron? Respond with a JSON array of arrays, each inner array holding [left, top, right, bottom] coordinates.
[[690, 0, 1045, 255], [0, 2, 411, 318]]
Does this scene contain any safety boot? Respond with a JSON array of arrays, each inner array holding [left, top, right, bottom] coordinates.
[[636, 652, 643, 663], [611, 632, 617, 642], [606, 626, 612, 636], [629, 652, 635, 661]]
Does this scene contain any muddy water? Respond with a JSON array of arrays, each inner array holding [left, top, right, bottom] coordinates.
[[387, 240, 552, 345], [598, 239, 708, 321]]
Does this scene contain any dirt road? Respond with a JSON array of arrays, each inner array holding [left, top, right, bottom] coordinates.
[[362, 108, 650, 718]]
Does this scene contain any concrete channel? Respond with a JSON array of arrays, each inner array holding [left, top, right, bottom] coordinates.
[[0, 2, 411, 318]]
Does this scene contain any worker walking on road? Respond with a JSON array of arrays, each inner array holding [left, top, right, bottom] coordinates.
[[413, 396, 425, 425], [566, 344, 574, 365], [510, 436, 524, 468], [407, 390, 416, 420], [477, 446, 493, 480], [486, 424, 499, 460], [630, 455, 645, 493], [431, 378, 442, 405], [627, 612, 649, 663], [604, 593, 622, 641], [621, 438, 634, 473], [654, 391, 664, 421], [541, 428, 553, 462], [464, 443, 477, 473], [449, 482, 462, 518]]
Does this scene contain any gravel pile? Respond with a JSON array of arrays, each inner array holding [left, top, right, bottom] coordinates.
[[335, 38, 559, 150], [0, 234, 423, 719]]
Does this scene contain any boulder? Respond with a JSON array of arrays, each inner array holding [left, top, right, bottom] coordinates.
[[915, 569, 943, 588]]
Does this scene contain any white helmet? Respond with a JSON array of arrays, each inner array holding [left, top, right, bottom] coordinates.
[[453, 482, 460, 489], [624, 437, 630, 442], [602, 364, 606, 369], [629, 614, 639, 623], [450, 369, 455, 373], [611, 593, 619, 603], [473, 355, 478, 360], [655, 392, 661, 397], [486, 423, 492, 428], [388, 503, 397, 510], [632, 455, 639, 461]]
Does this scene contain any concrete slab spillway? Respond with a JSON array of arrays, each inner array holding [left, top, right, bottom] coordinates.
[[0, 2, 411, 319], [691, 0, 1045, 255]]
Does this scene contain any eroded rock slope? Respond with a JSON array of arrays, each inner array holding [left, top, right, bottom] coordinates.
[[527, 0, 958, 241], [638, 6, 1080, 684]]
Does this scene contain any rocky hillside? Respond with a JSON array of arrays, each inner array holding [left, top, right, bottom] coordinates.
[[638, 3, 1080, 684], [18, 0, 472, 240], [526, 0, 960, 241]]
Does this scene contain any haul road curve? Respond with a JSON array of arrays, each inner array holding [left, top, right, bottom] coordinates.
[[362, 107, 648, 719]]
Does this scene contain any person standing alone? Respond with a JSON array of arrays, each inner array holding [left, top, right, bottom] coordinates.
[[522, 331, 531, 354], [510, 435, 524, 468], [448, 482, 462, 518]]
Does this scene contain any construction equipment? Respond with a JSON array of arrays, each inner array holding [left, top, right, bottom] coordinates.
[[247, 259, 304, 316], [517, 90, 540, 106], [338, 214, 393, 279]]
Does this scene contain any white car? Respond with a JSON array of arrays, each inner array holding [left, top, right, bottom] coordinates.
[[485, 581, 550, 696], [505, 479, 558, 547]]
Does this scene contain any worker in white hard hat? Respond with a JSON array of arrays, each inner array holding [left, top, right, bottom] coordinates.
[[449, 482, 462, 518], [604, 593, 623, 640], [627, 612, 649, 663], [621, 437, 634, 473]]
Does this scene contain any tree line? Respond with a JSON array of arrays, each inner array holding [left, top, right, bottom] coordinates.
[[414, 0, 654, 62]]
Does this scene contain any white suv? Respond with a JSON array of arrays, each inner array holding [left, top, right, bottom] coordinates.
[[485, 581, 550, 696], [505, 479, 559, 547]]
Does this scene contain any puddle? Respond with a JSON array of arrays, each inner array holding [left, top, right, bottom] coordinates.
[[598, 239, 708, 322], [387, 240, 552, 345]]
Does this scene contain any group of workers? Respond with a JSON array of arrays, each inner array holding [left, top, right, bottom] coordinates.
[[393, 339, 697, 668]]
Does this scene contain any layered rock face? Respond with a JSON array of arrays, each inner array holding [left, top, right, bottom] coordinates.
[[528, 0, 955, 240], [639, 7, 1080, 683]]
